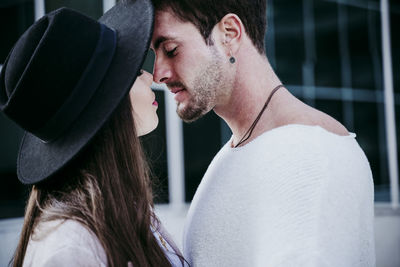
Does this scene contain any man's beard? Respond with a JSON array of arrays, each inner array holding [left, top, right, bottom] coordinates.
[[177, 54, 224, 123]]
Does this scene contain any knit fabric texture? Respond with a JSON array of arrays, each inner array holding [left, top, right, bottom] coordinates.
[[183, 124, 375, 267]]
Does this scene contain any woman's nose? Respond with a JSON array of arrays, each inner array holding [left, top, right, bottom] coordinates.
[[140, 70, 153, 85]]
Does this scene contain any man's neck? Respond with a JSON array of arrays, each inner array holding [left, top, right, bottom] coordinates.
[[214, 55, 284, 146]]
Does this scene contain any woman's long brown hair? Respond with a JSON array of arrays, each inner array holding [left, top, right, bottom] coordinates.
[[11, 97, 174, 267]]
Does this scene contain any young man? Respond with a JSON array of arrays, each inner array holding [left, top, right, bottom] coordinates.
[[150, 0, 375, 266]]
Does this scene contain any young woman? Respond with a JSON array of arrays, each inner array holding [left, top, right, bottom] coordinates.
[[0, 1, 184, 266]]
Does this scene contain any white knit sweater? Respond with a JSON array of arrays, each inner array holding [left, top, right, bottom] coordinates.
[[183, 124, 375, 267]]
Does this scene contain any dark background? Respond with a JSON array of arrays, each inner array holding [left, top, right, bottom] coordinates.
[[1, 0, 399, 218]]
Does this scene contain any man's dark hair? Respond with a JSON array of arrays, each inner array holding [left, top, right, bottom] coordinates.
[[152, 0, 267, 54]]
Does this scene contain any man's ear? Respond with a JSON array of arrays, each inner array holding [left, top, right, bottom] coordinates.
[[217, 13, 243, 54]]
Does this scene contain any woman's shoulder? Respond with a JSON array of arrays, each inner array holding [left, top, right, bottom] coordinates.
[[31, 219, 96, 246], [24, 219, 107, 267]]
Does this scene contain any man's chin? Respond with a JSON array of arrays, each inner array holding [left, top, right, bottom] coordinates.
[[177, 104, 207, 123]]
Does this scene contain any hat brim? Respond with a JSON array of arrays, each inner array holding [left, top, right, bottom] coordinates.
[[17, 0, 154, 184]]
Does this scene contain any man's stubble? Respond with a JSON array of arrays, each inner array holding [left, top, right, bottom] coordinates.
[[177, 48, 229, 123]]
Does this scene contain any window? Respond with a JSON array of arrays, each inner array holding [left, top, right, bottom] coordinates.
[[269, 0, 398, 204], [0, 0, 399, 220], [0, 0, 34, 219], [45, 0, 103, 19], [0, 0, 34, 64]]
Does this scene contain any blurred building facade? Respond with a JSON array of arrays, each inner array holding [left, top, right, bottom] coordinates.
[[0, 0, 399, 266]]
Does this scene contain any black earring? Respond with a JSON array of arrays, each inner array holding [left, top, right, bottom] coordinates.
[[229, 50, 235, 64]]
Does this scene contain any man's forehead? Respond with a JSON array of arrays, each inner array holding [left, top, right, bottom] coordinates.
[[151, 10, 207, 51], [151, 35, 177, 50], [151, 18, 194, 50], [151, 10, 180, 49], [154, 7, 183, 24]]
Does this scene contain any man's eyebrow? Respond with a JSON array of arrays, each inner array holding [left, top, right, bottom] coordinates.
[[152, 36, 175, 50]]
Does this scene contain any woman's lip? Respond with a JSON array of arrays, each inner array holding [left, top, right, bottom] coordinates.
[[152, 100, 158, 106]]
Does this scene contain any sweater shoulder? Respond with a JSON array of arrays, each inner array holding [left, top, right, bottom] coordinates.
[[23, 220, 107, 266]]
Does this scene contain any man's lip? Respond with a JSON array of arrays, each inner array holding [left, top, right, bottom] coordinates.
[[170, 87, 185, 94]]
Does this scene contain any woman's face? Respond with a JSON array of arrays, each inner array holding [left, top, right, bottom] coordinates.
[[130, 70, 159, 136]]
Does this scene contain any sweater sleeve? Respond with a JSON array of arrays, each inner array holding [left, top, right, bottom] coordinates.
[[252, 130, 375, 267]]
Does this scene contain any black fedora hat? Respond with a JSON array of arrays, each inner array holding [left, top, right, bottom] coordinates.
[[0, 0, 154, 184]]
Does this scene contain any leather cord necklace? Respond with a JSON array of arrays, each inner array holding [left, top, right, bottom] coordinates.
[[234, 84, 284, 148]]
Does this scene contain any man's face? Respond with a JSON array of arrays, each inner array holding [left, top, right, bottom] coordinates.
[[151, 10, 229, 122]]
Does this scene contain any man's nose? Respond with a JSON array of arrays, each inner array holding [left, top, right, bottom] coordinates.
[[153, 56, 172, 84]]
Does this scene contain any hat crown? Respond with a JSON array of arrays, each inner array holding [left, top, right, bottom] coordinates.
[[0, 0, 154, 184], [0, 8, 103, 140], [4, 16, 48, 99]]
